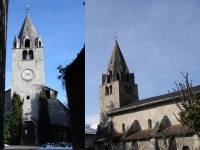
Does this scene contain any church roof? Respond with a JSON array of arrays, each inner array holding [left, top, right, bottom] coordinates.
[[107, 40, 129, 73], [18, 14, 38, 40], [48, 98, 69, 127], [107, 85, 200, 116], [124, 124, 194, 140]]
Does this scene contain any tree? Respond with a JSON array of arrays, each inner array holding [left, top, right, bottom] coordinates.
[[38, 89, 50, 144], [10, 92, 23, 144], [171, 73, 200, 136], [3, 114, 11, 144], [58, 46, 85, 150]]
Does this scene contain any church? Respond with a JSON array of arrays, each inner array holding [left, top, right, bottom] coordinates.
[[95, 40, 200, 150], [4, 12, 70, 145]]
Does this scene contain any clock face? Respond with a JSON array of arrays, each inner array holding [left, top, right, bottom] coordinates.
[[21, 69, 33, 81]]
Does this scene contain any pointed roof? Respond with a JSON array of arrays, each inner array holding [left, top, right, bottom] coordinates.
[[18, 14, 38, 39], [107, 40, 129, 73]]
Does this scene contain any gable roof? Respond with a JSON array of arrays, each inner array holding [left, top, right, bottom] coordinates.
[[107, 85, 200, 116], [48, 98, 69, 127]]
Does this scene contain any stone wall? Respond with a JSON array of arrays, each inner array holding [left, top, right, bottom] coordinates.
[[111, 102, 180, 132]]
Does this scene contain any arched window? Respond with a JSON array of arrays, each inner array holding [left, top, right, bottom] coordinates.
[[109, 85, 112, 94], [25, 39, 30, 48], [14, 41, 17, 48], [116, 73, 120, 80], [128, 86, 131, 94], [122, 123, 125, 132], [109, 70, 112, 80], [182, 146, 190, 150], [126, 74, 129, 82], [28, 50, 34, 60], [148, 119, 152, 128], [39, 41, 42, 47], [107, 75, 110, 83], [105, 86, 109, 95], [22, 50, 27, 60]]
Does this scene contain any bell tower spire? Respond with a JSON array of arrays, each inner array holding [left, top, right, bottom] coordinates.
[[100, 40, 139, 115]]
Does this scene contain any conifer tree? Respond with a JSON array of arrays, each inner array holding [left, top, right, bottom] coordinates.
[[10, 92, 23, 144], [38, 89, 50, 144], [3, 114, 11, 144]]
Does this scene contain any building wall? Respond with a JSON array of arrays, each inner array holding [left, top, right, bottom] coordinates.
[[111, 102, 180, 132], [12, 46, 45, 121]]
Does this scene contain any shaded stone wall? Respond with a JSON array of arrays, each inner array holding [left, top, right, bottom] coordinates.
[[111, 102, 180, 133]]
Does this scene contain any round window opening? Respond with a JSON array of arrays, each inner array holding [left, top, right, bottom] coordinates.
[[26, 95, 30, 100]]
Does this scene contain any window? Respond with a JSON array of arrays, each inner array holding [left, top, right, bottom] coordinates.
[[39, 41, 42, 47], [26, 95, 30, 100], [28, 50, 34, 60], [116, 73, 120, 80], [122, 123, 125, 132], [25, 39, 30, 48], [109, 85, 112, 94], [126, 74, 129, 82], [14, 41, 17, 48], [22, 50, 27, 60], [105, 86, 109, 95], [182, 146, 190, 150], [107, 75, 110, 83], [128, 86, 131, 94], [148, 119, 152, 128]]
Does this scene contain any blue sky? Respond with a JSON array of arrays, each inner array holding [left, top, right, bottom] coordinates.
[[6, 0, 84, 104], [86, 0, 200, 128]]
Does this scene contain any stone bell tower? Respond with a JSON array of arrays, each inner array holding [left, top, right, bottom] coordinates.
[[11, 12, 45, 144], [100, 40, 139, 115]]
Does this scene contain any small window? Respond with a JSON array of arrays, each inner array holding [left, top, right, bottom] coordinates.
[[22, 50, 27, 60], [39, 41, 42, 47], [126, 74, 129, 82], [116, 73, 120, 80], [26, 95, 30, 100], [128, 86, 131, 94], [25, 39, 30, 48], [105, 86, 109, 95], [107, 75, 110, 83], [122, 123, 125, 132], [28, 50, 34, 60], [148, 119, 152, 128], [109, 85, 112, 94]]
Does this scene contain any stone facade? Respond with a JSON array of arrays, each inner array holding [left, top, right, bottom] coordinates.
[[96, 41, 200, 150], [100, 40, 138, 118]]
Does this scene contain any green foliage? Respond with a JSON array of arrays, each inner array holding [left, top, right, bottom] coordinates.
[[173, 73, 200, 136], [10, 92, 23, 144], [3, 114, 10, 144], [38, 89, 50, 144]]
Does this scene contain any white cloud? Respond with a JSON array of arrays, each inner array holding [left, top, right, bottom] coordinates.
[[86, 114, 99, 129]]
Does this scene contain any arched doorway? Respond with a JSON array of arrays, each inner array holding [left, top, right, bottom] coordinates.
[[23, 121, 35, 145], [182, 146, 190, 150]]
